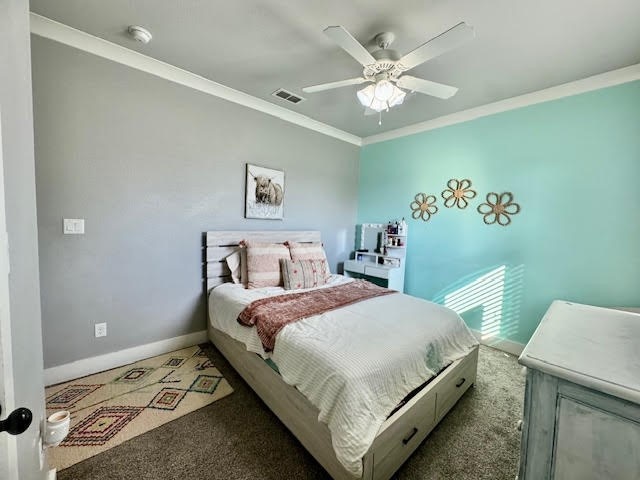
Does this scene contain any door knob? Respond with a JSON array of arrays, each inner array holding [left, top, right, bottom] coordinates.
[[0, 404, 33, 435]]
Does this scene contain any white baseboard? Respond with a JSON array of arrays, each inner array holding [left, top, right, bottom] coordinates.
[[43, 327, 523, 385], [44, 330, 208, 386], [470, 329, 525, 357]]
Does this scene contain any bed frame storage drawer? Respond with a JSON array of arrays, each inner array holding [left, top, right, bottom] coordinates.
[[435, 348, 478, 421], [368, 346, 478, 480], [372, 393, 436, 480], [210, 325, 478, 480]]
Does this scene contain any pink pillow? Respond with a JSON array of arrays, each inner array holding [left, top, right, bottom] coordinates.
[[287, 241, 330, 280], [242, 240, 291, 289], [280, 259, 328, 290]]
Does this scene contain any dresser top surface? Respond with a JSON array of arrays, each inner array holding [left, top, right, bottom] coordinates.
[[519, 300, 640, 404]]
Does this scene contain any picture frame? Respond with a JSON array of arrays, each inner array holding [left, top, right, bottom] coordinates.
[[245, 164, 285, 220]]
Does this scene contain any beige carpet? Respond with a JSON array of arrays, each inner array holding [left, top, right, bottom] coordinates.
[[45, 346, 233, 471], [57, 344, 524, 480]]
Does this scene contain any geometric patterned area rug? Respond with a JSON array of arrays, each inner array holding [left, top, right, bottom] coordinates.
[[45, 346, 233, 471]]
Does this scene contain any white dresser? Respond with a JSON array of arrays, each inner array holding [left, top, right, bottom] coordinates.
[[518, 301, 640, 480], [343, 255, 406, 291], [343, 223, 407, 291]]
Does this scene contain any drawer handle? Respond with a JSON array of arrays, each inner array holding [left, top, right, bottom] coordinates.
[[456, 378, 466, 388], [402, 427, 418, 445]]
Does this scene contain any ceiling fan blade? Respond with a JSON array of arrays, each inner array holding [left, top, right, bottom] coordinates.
[[323, 26, 377, 67], [302, 77, 368, 93], [396, 75, 458, 99], [398, 22, 474, 72]]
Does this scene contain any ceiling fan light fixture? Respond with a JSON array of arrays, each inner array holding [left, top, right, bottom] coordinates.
[[357, 84, 375, 107], [306, 22, 472, 119], [373, 79, 394, 102], [357, 85, 386, 112], [387, 88, 406, 108], [370, 98, 388, 113], [357, 81, 406, 112]]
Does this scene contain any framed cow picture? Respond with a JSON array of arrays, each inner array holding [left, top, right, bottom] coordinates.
[[245, 164, 285, 220]]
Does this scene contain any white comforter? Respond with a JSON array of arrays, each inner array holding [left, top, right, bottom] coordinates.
[[209, 275, 478, 477]]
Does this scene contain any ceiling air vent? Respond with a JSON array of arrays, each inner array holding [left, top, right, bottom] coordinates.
[[272, 88, 305, 104]]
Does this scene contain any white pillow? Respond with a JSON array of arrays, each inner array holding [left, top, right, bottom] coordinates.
[[225, 250, 242, 284]]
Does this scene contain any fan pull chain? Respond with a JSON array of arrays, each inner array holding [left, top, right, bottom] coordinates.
[[378, 111, 382, 126]]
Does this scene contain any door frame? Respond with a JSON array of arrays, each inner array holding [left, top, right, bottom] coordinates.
[[0, 110, 19, 480]]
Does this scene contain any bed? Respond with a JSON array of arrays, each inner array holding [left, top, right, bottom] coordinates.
[[205, 230, 479, 480]]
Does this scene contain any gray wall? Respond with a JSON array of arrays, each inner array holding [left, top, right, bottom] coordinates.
[[0, 1, 46, 478], [31, 36, 360, 368]]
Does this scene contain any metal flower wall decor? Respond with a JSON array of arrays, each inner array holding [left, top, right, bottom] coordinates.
[[410, 193, 438, 222], [408, 178, 521, 227], [477, 192, 521, 226], [441, 178, 477, 209]]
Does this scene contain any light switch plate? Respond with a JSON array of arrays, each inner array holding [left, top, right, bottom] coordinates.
[[63, 218, 84, 235], [94, 322, 107, 338]]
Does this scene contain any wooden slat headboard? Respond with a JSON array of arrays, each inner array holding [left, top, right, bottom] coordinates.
[[204, 230, 321, 292]]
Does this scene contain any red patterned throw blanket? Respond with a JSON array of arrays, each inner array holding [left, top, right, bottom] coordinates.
[[237, 280, 395, 351]]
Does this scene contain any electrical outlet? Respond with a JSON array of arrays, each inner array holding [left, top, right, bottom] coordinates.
[[94, 322, 107, 338]]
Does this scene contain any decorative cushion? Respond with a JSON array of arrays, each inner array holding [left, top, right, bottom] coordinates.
[[224, 250, 242, 284], [243, 240, 291, 289], [280, 259, 328, 290], [287, 241, 330, 280]]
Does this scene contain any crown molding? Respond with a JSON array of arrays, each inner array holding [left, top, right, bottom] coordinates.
[[29, 13, 640, 149], [362, 63, 640, 146], [29, 13, 362, 147]]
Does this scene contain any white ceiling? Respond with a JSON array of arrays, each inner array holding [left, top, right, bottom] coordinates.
[[30, 0, 640, 138]]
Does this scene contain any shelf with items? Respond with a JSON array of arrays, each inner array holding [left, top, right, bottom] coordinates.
[[355, 252, 378, 259], [383, 238, 406, 249], [384, 218, 408, 236], [383, 224, 407, 248], [354, 251, 402, 267], [345, 222, 408, 291]]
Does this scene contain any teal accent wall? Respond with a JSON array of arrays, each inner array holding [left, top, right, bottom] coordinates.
[[358, 81, 640, 345]]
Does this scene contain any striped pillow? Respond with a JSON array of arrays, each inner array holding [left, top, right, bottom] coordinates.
[[280, 259, 328, 290], [287, 241, 330, 280], [243, 240, 291, 289]]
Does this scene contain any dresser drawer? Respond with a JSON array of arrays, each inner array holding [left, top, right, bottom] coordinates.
[[365, 265, 389, 279], [344, 260, 365, 274]]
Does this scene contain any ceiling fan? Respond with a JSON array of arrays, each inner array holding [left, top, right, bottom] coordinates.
[[302, 22, 475, 116]]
